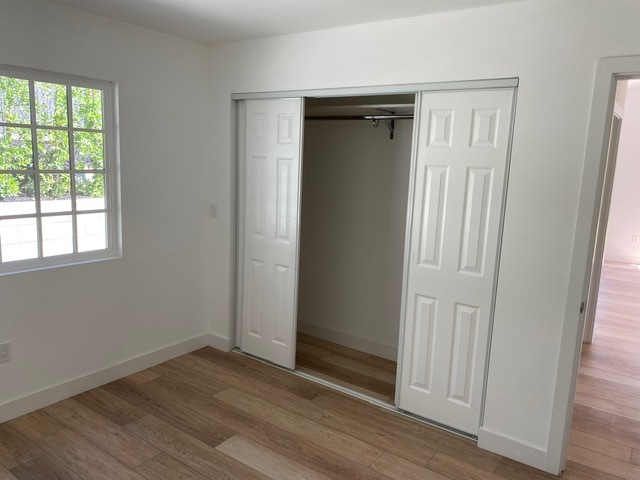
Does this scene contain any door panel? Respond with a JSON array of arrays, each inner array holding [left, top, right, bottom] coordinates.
[[398, 88, 514, 435], [240, 98, 303, 369]]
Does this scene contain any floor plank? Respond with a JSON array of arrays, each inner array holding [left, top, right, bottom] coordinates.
[[572, 403, 612, 426], [10, 454, 83, 480], [36, 428, 144, 480], [569, 429, 632, 462], [273, 435, 391, 480], [217, 434, 332, 480], [43, 398, 160, 468], [193, 347, 327, 400], [140, 375, 291, 449], [297, 365, 392, 402], [370, 452, 448, 480], [73, 387, 148, 427], [167, 353, 272, 396], [134, 452, 210, 480], [7, 411, 61, 441], [0, 465, 16, 480], [315, 391, 502, 472], [260, 386, 435, 465], [103, 378, 237, 449], [126, 369, 161, 384], [296, 341, 332, 358], [215, 387, 383, 466], [0, 424, 44, 470], [296, 352, 395, 398], [426, 452, 503, 480], [295, 334, 398, 402], [567, 444, 640, 480], [493, 457, 560, 480], [322, 353, 397, 384], [125, 415, 269, 480], [571, 417, 640, 450]]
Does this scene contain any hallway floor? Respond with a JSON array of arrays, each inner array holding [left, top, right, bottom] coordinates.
[[567, 262, 640, 479]]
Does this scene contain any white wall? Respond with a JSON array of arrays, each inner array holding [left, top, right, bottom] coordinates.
[[297, 119, 412, 360], [3, 0, 640, 473], [605, 82, 640, 264], [0, 0, 214, 414], [207, 0, 640, 472]]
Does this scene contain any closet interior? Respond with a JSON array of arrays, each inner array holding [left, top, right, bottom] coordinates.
[[295, 95, 416, 403]]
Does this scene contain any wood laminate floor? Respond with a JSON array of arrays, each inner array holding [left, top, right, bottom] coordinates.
[[0, 342, 625, 479], [567, 261, 640, 479], [296, 333, 397, 403]]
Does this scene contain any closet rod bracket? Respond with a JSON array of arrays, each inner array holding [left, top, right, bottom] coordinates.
[[383, 119, 395, 140]]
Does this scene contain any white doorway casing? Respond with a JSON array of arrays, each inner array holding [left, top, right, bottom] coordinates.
[[550, 55, 640, 474]]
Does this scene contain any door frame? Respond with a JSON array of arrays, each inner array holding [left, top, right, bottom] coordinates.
[[547, 55, 640, 474], [230, 78, 519, 433]]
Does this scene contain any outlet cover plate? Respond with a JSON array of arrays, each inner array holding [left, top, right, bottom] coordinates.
[[0, 342, 10, 363]]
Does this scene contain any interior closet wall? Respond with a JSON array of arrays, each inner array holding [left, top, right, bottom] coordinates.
[[297, 119, 413, 360]]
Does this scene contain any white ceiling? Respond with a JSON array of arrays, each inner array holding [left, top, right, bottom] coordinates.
[[47, 0, 524, 45]]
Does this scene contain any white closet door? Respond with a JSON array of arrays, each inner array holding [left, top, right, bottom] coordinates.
[[239, 98, 303, 369], [398, 88, 514, 435]]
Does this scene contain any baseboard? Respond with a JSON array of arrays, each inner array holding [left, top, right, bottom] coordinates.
[[208, 332, 232, 351], [297, 322, 398, 361], [478, 427, 551, 474], [0, 333, 211, 424]]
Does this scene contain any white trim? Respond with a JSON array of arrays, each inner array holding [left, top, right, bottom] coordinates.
[[0, 64, 116, 90], [297, 322, 398, 361], [0, 334, 210, 424], [550, 54, 640, 475], [395, 91, 421, 403], [231, 77, 519, 100], [208, 332, 232, 351], [479, 87, 519, 426], [234, 100, 246, 350], [478, 427, 549, 473]]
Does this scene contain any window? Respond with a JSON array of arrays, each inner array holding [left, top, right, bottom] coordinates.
[[0, 66, 120, 274]]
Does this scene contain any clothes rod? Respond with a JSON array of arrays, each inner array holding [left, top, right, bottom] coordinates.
[[305, 114, 412, 139], [305, 114, 414, 120]]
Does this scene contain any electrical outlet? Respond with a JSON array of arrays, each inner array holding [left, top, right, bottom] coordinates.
[[0, 342, 10, 363], [210, 204, 218, 219], [633, 235, 639, 245]]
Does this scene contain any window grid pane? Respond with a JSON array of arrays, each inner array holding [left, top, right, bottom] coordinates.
[[0, 127, 33, 170], [0, 217, 38, 262], [35, 82, 68, 127], [0, 70, 114, 269], [71, 86, 103, 130], [0, 76, 31, 125], [42, 214, 73, 257]]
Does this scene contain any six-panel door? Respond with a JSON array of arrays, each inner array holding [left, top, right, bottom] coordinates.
[[239, 98, 303, 369], [398, 88, 515, 435]]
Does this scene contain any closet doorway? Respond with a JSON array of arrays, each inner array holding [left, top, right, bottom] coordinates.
[[234, 81, 517, 436], [295, 95, 414, 404]]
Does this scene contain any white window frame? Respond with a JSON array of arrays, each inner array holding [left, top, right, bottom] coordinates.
[[0, 65, 121, 275]]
